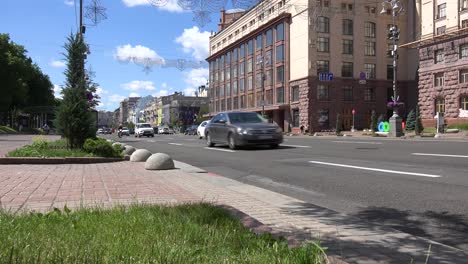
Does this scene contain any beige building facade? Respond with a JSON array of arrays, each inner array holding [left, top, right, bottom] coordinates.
[[404, 0, 468, 126], [208, 0, 419, 132]]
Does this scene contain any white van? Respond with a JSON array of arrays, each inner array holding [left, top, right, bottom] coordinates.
[[135, 123, 155, 137]]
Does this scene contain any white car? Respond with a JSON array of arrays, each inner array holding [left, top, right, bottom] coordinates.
[[158, 126, 169, 134], [197, 121, 210, 139], [135, 123, 155, 137]]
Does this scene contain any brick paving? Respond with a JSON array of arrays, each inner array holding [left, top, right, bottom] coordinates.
[[1, 135, 467, 263]]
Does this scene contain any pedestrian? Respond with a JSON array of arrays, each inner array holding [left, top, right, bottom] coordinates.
[[300, 125, 304, 134], [42, 123, 50, 135]]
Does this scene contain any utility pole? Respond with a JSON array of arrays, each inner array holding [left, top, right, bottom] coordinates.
[[80, 0, 84, 37]]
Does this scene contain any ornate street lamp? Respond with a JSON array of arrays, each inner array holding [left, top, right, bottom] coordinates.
[[381, 0, 404, 137]]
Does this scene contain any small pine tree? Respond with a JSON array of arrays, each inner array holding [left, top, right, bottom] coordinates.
[[370, 110, 377, 132], [336, 113, 342, 135], [405, 109, 416, 131], [415, 105, 424, 135], [54, 33, 96, 149]]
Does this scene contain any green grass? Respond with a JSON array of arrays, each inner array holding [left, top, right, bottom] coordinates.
[[6, 137, 94, 158], [0, 126, 17, 134], [0, 204, 327, 263], [447, 123, 468, 131]]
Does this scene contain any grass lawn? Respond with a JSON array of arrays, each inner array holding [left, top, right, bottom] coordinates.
[[0, 204, 326, 263], [7, 139, 94, 158]]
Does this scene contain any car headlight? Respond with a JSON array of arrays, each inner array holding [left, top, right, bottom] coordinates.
[[276, 127, 283, 133], [237, 128, 248, 134]]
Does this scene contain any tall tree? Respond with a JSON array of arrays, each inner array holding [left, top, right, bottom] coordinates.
[[54, 33, 96, 148], [405, 109, 416, 131]]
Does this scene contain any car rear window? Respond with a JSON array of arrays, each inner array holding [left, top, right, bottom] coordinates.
[[139, 124, 151, 128]]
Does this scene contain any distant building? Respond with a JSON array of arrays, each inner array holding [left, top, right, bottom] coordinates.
[[119, 97, 141, 125], [159, 92, 209, 127], [97, 111, 113, 128]]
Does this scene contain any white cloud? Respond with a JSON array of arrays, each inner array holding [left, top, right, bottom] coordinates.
[[153, 89, 169, 97], [53, 84, 63, 99], [114, 44, 165, 65], [161, 82, 168, 88], [64, 0, 74, 6], [183, 68, 208, 96], [109, 94, 126, 103], [49, 59, 66, 68], [97, 101, 105, 108], [96, 87, 109, 97], [175, 26, 210, 61], [121, 80, 155, 92], [122, 0, 184, 12], [129, 92, 140, 97]]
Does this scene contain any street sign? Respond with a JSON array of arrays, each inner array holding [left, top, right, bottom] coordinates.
[[359, 72, 366, 80], [319, 72, 333, 81]]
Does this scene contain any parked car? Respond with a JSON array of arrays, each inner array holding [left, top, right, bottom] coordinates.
[[205, 111, 283, 150], [135, 123, 155, 137], [120, 127, 130, 136], [129, 128, 135, 135], [197, 121, 210, 139], [103, 128, 112, 134], [184, 125, 198, 135], [97, 128, 104, 134], [158, 126, 170, 134]]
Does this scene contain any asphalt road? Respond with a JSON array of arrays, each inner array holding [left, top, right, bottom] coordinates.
[[108, 133, 468, 251]]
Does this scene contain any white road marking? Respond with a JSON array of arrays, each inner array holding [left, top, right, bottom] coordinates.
[[281, 144, 310, 148], [332, 141, 382, 145], [168, 143, 183, 146], [204, 147, 236, 153], [308, 161, 441, 178], [412, 153, 468, 158]]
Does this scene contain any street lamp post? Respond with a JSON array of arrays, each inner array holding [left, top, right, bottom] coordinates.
[[256, 56, 266, 117], [381, 0, 404, 137]]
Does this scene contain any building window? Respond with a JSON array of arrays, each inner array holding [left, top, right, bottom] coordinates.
[[436, 26, 446, 35], [221, 99, 225, 111], [226, 67, 231, 80], [220, 56, 224, 68], [248, 39, 253, 55], [387, 65, 394, 80], [233, 81, 238, 95], [240, 78, 245, 92], [276, 45, 284, 61], [220, 85, 225, 97], [276, 23, 284, 41], [247, 58, 253, 73], [265, 69, 272, 86], [317, 0, 330, 7], [317, 60, 329, 74], [364, 88, 375, 101], [292, 109, 299, 127], [233, 48, 238, 62], [435, 49, 445, 63], [437, 3, 446, 19], [317, 37, 330, 52], [364, 63, 376, 79], [255, 73, 262, 89], [256, 54, 263, 65], [317, 17, 330, 33], [365, 41, 376, 56], [233, 97, 239, 109], [240, 95, 245, 108], [435, 97, 445, 113], [434, 73, 445, 87], [343, 86, 353, 101], [460, 69, 468, 83], [462, 0, 468, 11], [460, 44, 468, 58], [277, 87, 284, 103], [256, 91, 262, 106], [227, 98, 231, 110], [461, 96, 468, 110], [233, 65, 238, 78], [226, 52, 231, 65], [343, 39, 353, 54], [266, 89, 273, 105], [240, 61, 245, 75], [248, 93, 255, 108], [240, 44, 245, 58], [265, 50, 272, 66], [247, 76, 253, 90], [365, 22, 376, 38], [256, 34, 263, 50], [215, 72, 218, 82], [266, 29, 273, 46], [318, 109, 329, 127], [221, 70, 224, 82], [343, 19, 353, 35], [342, 62, 353, 77], [463, 19, 468, 28], [277, 65, 284, 82], [292, 85, 300, 102], [317, 85, 329, 100]]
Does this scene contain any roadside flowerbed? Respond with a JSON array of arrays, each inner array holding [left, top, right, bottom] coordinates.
[[6, 136, 123, 158], [0, 203, 327, 263]]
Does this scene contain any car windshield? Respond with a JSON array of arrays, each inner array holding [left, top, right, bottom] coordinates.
[[122, 127, 128, 130], [139, 124, 151, 128], [228, 113, 266, 124]]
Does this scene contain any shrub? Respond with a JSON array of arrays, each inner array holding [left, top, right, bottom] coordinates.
[[447, 123, 468, 131], [415, 105, 424, 135], [83, 138, 122, 158], [31, 136, 49, 149], [405, 109, 416, 131]]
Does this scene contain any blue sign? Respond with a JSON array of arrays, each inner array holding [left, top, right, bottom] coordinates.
[[319, 72, 333, 81], [359, 72, 366, 80]]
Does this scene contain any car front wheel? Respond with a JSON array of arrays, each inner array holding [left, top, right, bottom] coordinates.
[[228, 134, 237, 150], [206, 133, 214, 147]]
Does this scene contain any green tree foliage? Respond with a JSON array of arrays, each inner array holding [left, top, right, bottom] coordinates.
[[0, 34, 54, 121], [370, 110, 377, 132], [54, 33, 96, 148], [336, 113, 342, 135], [415, 105, 424, 135], [405, 109, 416, 131], [196, 105, 210, 124]]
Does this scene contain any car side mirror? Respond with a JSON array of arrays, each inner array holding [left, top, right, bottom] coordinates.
[[218, 119, 226, 124]]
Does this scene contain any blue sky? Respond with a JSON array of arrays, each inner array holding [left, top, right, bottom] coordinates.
[[1, 0, 229, 111]]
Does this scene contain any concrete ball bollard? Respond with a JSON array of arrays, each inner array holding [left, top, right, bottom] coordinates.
[[145, 153, 175, 170], [123, 145, 136, 155], [130, 149, 152, 162]]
